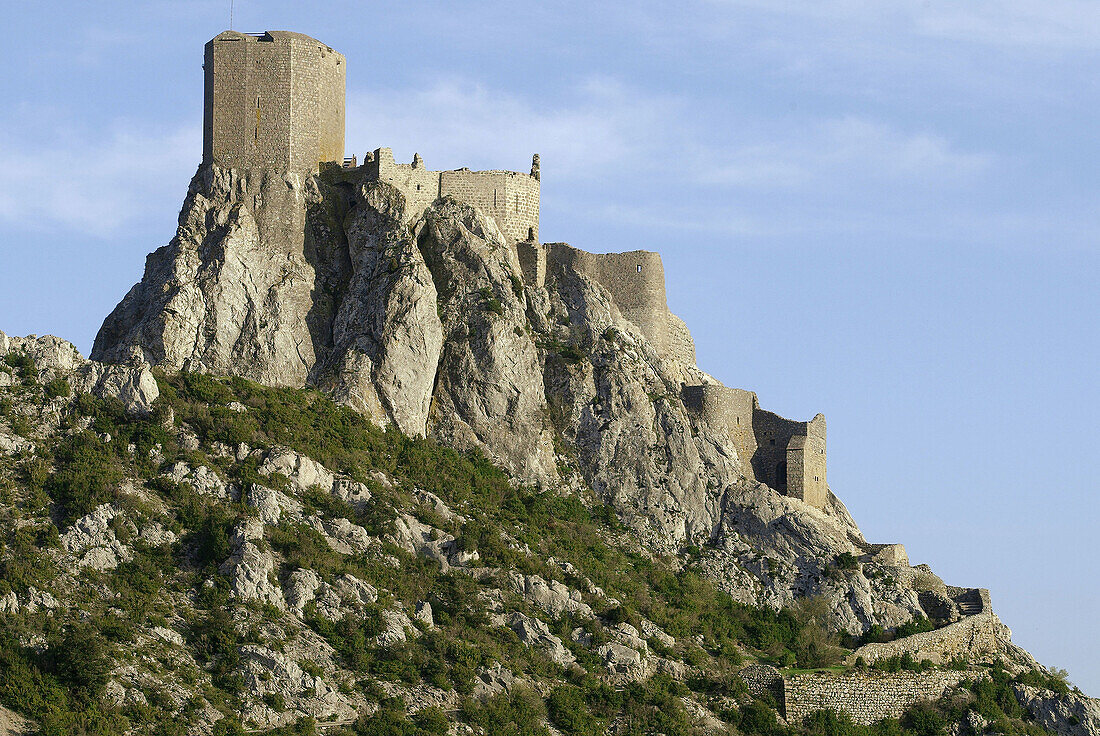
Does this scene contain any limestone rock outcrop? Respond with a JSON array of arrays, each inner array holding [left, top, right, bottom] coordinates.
[[93, 167, 321, 387], [87, 162, 975, 633], [1, 332, 158, 416], [1014, 685, 1100, 736]]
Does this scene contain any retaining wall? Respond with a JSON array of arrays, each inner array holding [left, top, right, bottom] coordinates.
[[784, 671, 973, 725]]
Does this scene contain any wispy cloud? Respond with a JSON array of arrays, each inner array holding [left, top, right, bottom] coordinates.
[[695, 117, 993, 188], [349, 75, 999, 240], [708, 0, 1100, 49], [0, 119, 198, 237], [346, 77, 681, 180]]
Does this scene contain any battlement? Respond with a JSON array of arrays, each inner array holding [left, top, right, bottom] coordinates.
[[683, 384, 827, 508], [203, 30, 345, 172], [357, 148, 540, 244]]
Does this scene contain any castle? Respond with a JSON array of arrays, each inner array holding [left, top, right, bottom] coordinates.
[[201, 30, 828, 509]]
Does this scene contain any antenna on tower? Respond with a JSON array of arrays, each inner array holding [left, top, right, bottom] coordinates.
[[230, 0, 234, 30]]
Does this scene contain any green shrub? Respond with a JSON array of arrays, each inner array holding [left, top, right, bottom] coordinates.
[[48, 624, 112, 705], [1015, 667, 1072, 695], [9, 413, 35, 438], [803, 709, 865, 736], [263, 692, 287, 711], [901, 701, 946, 736], [836, 552, 860, 570], [737, 699, 780, 735], [304, 605, 383, 672], [894, 616, 935, 639], [0, 627, 127, 736], [44, 377, 71, 399], [4, 352, 36, 378], [461, 686, 549, 736], [548, 685, 604, 736]]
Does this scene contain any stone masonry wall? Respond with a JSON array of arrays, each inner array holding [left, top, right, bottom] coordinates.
[[751, 410, 827, 507], [739, 664, 786, 711], [368, 148, 440, 218], [440, 169, 540, 244], [548, 245, 670, 355], [666, 313, 697, 367], [204, 31, 345, 172], [786, 416, 826, 508], [751, 408, 808, 490], [784, 671, 973, 725], [681, 385, 827, 508], [851, 610, 1000, 666], [682, 385, 758, 475], [516, 241, 547, 289], [362, 150, 540, 244]]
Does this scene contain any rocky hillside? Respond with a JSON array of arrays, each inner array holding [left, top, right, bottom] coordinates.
[[0, 336, 1089, 736], [0, 160, 1093, 735], [93, 164, 964, 634]]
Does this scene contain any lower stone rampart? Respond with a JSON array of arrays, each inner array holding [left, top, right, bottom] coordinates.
[[739, 664, 785, 710], [784, 671, 973, 725], [850, 611, 999, 666]]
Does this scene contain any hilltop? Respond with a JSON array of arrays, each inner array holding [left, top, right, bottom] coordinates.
[[0, 26, 1096, 736]]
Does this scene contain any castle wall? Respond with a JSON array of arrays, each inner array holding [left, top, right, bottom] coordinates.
[[681, 385, 758, 474], [786, 415, 826, 508], [290, 35, 345, 168], [203, 31, 344, 172], [850, 600, 998, 667], [516, 241, 547, 289], [868, 543, 909, 566], [681, 385, 826, 508], [739, 664, 786, 711], [751, 408, 806, 490], [666, 313, 697, 367], [360, 151, 540, 244], [783, 671, 973, 726], [369, 148, 441, 219], [439, 169, 540, 244], [548, 246, 670, 355]]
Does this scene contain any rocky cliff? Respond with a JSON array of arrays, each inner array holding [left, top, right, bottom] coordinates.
[[0, 159, 1086, 735], [93, 163, 1004, 637]]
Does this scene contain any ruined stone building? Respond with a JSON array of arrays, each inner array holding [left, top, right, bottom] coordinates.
[[203, 31, 346, 171], [681, 386, 827, 508], [201, 29, 828, 508]]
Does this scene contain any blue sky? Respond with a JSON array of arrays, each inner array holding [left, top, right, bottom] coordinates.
[[1, 0, 1098, 694]]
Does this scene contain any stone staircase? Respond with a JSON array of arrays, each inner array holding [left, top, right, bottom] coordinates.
[[952, 588, 985, 617]]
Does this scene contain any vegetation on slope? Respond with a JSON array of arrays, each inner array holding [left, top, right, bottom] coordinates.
[[0, 362, 1071, 735]]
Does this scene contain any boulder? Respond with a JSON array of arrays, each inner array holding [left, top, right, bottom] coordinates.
[[507, 612, 575, 667]]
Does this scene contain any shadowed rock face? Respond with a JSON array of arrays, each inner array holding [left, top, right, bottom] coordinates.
[[91, 163, 974, 634]]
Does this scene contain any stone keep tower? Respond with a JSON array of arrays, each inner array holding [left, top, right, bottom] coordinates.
[[203, 31, 345, 172]]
